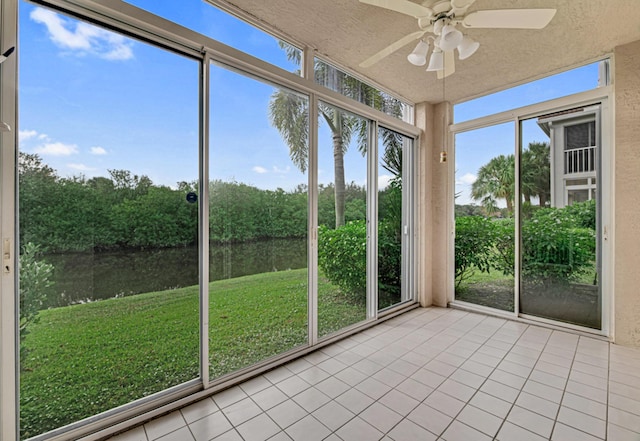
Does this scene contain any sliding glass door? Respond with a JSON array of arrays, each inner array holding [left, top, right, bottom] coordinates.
[[453, 102, 604, 330], [208, 63, 309, 379], [19, 5, 200, 437], [377, 127, 413, 311], [454, 123, 515, 312], [316, 102, 369, 338], [519, 110, 601, 329]]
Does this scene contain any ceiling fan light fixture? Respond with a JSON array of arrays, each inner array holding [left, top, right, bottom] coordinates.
[[407, 40, 429, 66], [439, 23, 463, 51], [426, 49, 444, 72], [457, 35, 480, 60]]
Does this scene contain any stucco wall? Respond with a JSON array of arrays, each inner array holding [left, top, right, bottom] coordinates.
[[614, 40, 640, 346], [416, 102, 451, 308]]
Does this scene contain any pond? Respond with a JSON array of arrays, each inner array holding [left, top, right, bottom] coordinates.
[[42, 238, 307, 308]]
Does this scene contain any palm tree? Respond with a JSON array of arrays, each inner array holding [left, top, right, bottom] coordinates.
[[471, 154, 515, 215], [471, 141, 550, 216], [522, 141, 550, 207], [269, 43, 403, 227]]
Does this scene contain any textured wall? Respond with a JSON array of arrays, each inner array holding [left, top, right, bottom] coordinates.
[[415, 102, 451, 307], [614, 40, 640, 347]]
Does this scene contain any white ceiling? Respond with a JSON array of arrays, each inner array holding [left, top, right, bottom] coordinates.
[[218, 0, 640, 104]]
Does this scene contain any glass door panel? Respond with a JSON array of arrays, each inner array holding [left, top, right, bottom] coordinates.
[[377, 127, 411, 310], [317, 102, 369, 338], [520, 115, 601, 329], [208, 64, 309, 379], [19, 5, 199, 438], [454, 123, 515, 312]]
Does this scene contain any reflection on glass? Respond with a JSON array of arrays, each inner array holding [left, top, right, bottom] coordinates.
[[377, 128, 410, 310], [19, 7, 199, 438], [454, 62, 602, 123], [209, 64, 309, 379], [317, 102, 369, 338], [520, 116, 600, 329], [314, 59, 408, 121], [454, 123, 515, 312], [125, 0, 301, 72]]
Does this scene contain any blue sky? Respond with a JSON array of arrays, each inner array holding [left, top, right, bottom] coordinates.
[[19, 0, 600, 198]]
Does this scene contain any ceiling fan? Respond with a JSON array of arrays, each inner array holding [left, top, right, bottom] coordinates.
[[358, 0, 556, 78]]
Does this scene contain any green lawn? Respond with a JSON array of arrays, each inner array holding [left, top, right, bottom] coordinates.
[[20, 269, 364, 439]]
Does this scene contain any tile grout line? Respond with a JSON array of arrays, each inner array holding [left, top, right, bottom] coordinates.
[[484, 322, 553, 440]]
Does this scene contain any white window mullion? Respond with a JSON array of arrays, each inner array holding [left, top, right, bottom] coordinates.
[[0, 0, 18, 438]]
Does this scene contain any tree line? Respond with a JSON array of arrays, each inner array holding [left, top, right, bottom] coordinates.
[[19, 153, 384, 254]]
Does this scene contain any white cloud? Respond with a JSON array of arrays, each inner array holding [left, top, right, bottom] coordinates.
[[19, 130, 38, 142], [252, 166, 268, 174], [457, 173, 477, 185], [378, 174, 393, 190], [30, 7, 133, 60], [35, 142, 79, 156], [272, 165, 291, 174], [67, 163, 95, 172], [90, 146, 107, 155]]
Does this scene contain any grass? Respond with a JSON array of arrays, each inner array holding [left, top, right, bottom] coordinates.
[[456, 264, 598, 313], [20, 268, 364, 439]]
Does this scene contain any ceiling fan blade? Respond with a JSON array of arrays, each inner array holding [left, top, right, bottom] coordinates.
[[462, 9, 557, 29], [359, 0, 433, 18], [437, 50, 455, 79], [359, 30, 426, 68]]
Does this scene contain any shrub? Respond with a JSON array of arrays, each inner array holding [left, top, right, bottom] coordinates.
[[318, 221, 367, 300], [19, 243, 55, 360], [378, 220, 402, 296], [522, 207, 595, 282], [454, 216, 496, 288]]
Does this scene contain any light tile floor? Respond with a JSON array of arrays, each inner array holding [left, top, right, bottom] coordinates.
[[108, 307, 640, 441]]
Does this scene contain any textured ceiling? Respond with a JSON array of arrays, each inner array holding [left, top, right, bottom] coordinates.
[[219, 0, 640, 104]]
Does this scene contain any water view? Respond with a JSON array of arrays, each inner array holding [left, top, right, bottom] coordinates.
[[42, 238, 307, 308]]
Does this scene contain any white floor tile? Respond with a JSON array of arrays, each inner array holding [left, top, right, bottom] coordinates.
[[515, 391, 559, 420], [551, 422, 603, 441], [235, 413, 280, 441], [266, 400, 307, 430], [291, 387, 331, 413], [334, 416, 383, 441], [334, 388, 375, 414], [155, 427, 195, 441], [222, 397, 263, 427], [557, 406, 606, 439], [442, 420, 492, 441], [144, 411, 186, 441], [456, 405, 502, 437], [360, 402, 403, 433], [562, 391, 607, 420], [506, 405, 554, 438], [386, 419, 438, 441], [407, 403, 453, 436], [469, 391, 512, 419], [103, 309, 640, 441], [181, 398, 218, 424], [252, 386, 289, 411], [311, 400, 354, 431], [496, 421, 547, 441], [423, 390, 465, 418], [377, 389, 420, 416], [188, 411, 232, 441], [284, 415, 330, 441], [608, 423, 640, 441]]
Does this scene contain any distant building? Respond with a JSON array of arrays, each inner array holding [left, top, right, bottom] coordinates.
[[538, 105, 600, 208]]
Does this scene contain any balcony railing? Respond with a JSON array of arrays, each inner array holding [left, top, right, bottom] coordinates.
[[564, 145, 596, 174]]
